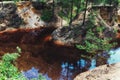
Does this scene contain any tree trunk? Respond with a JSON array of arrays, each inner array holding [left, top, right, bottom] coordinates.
[[69, 0, 74, 26], [82, 0, 88, 26], [52, 0, 55, 18], [1, 0, 3, 10], [76, 0, 81, 16]]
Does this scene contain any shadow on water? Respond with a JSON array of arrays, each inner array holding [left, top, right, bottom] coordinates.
[[0, 42, 82, 80], [20, 47, 120, 80], [2, 42, 119, 80], [0, 28, 120, 80]]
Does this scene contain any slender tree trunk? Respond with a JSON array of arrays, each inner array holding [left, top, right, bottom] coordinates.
[[52, 0, 55, 18], [82, 0, 88, 26], [1, 0, 3, 9], [72, 0, 81, 23], [108, 0, 112, 23], [61, 6, 63, 26], [76, 0, 81, 16], [69, 0, 73, 26]]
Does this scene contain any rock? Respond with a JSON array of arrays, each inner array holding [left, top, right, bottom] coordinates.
[[0, 1, 68, 30], [0, 3, 22, 30], [52, 24, 83, 46], [16, 1, 46, 28], [51, 11, 117, 46], [0, 23, 6, 31], [0, 1, 48, 30], [74, 62, 120, 80], [51, 10, 91, 46], [47, 15, 67, 28]]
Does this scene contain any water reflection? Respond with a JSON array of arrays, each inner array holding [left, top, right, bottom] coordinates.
[[58, 59, 96, 80], [89, 59, 96, 70], [57, 47, 120, 80], [22, 67, 52, 80], [43, 74, 52, 80], [108, 47, 120, 64], [59, 63, 73, 80], [1, 42, 120, 80], [79, 59, 86, 68], [22, 67, 39, 79]]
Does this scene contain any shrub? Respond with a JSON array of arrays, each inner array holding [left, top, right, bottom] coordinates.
[[0, 47, 25, 80], [0, 47, 46, 80], [41, 9, 53, 22], [76, 28, 117, 54], [76, 12, 117, 54]]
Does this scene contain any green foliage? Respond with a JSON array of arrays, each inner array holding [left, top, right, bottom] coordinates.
[[2, 0, 21, 2], [58, 0, 81, 24], [76, 28, 117, 54], [38, 0, 47, 3], [13, 0, 21, 2], [0, 47, 46, 80], [2, 53, 20, 62], [41, 9, 53, 22], [92, 0, 120, 5], [37, 74, 46, 80], [58, 11, 70, 24], [2, 46, 21, 62], [76, 12, 117, 54], [0, 47, 25, 80]]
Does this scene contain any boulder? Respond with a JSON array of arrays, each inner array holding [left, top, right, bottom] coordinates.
[[16, 1, 46, 28], [74, 62, 120, 80], [52, 24, 83, 46], [0, 2, 22, 30]]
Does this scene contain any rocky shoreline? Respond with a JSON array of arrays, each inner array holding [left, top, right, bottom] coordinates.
[[74, 62, 120, 80]]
